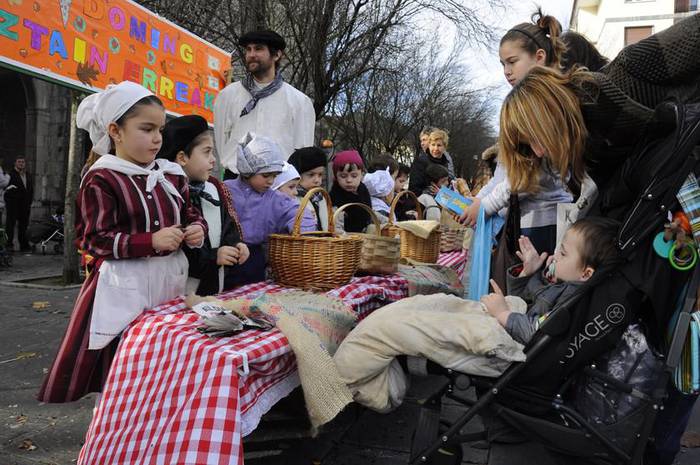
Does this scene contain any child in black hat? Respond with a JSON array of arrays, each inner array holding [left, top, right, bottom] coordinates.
[[288, 146, 329, 231], [160, 115, 249, 296]]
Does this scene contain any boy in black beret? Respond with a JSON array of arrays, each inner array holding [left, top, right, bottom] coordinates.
[[288, 146, 329, 231], [160, 115, 249, 295]]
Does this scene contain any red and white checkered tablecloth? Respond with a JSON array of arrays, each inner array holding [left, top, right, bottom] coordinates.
[[78, 274, 410, 465], [437, 249, 468, 280]]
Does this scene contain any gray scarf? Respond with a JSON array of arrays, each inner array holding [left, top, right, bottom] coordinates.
[[240, 70, 284, 117]]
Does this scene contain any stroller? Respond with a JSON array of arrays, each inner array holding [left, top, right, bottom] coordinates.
[[408, 100, 700, 465], [27, 209, 65, 255]]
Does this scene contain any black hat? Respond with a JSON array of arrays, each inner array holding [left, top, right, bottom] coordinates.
[[239, 29, 286, 51], [159, 115, 209, 162], [288, 146, 327, 174]]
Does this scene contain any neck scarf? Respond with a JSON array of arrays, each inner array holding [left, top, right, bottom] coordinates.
[[240, 70, 284, 117], [85, 154, 185, 201], [189, 180, 221, 208]]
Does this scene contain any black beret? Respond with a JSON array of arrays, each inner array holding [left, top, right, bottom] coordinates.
[[288, 146, 327, 174], [159, 115, 209, 162], [239, 29, 286, 51]]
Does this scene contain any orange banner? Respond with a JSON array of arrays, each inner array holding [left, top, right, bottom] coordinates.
[[0, 0, 232, 123]]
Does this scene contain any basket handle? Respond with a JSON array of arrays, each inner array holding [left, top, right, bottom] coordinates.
[[388, 190, 423, 225], [292, 186, 334, 236], [332, 202, 381, 236]]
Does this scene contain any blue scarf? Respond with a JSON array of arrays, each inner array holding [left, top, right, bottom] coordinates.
[[240, 70, 284, 117]]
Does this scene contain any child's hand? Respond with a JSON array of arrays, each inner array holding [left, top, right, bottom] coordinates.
[[236, 243, 250, 264], [152, 226, 184, 252], [459, 197, 481, 227], [515, 236, 548, 277], [183, 224, 205, 247], [429, 182, 440, 196], [481, 280, 510, 327], [217, 245, 240, 266]]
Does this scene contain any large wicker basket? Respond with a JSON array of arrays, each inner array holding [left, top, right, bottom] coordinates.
[[382, 191, 441, 263], [334, 203, 401, 275], [268, 187, 362, 290]]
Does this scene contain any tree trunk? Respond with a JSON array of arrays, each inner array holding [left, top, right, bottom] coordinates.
[[240, 0, 267, 32], [63, 92, 82, 285]]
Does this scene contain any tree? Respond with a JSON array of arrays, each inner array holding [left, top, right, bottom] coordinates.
[[138, 0, 505, 117], [137, 0, 502, 179]]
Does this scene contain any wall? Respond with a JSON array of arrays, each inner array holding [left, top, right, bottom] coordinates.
[[573, 0, 676, 58]]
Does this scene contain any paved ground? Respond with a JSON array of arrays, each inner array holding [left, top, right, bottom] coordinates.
[[0, 252, 699, 465]]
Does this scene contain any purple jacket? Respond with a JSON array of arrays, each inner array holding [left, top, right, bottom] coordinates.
[[224, 178, 316, 245]]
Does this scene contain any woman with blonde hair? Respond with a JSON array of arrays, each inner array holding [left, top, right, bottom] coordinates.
[[498, 66, 589, 195], [463, 66, 592, 254]]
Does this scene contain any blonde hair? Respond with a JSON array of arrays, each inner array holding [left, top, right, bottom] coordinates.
[[429, 129, 449, 147], [499, 66, 590, 193], [420, 127, 434, 138]]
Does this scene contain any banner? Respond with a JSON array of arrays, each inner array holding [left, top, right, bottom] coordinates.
[[0, 0, 232, 123]]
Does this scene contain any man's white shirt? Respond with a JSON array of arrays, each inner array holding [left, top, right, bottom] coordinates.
[[213, 80, 316, 173]]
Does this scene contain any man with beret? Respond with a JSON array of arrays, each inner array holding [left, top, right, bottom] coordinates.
[[214, 29, 316, 178]]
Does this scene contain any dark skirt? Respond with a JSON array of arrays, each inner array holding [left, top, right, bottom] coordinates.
[[37, 268, 119, 403], [223, 244, 266, 290]]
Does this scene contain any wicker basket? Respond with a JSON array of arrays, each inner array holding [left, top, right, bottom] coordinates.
[[268, 187, 363, 290], [333, 203, 401, 275], [440, 226, 467, 252], [439, 209, 468, 252], [382, 190, 441, 263]]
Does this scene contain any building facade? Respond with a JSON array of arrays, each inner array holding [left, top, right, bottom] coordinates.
[[570, 0, 699, 59], [0, 69, 83, 223]]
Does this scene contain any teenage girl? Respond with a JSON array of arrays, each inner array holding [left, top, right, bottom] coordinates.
[[463, 9, 569, 254]]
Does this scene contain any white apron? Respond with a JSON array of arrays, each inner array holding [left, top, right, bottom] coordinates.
[[88, 250, 188, 350]]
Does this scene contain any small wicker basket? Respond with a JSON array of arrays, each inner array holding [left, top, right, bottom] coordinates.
[[439, 209, 468, 252], [268, 187, 363, 291], [440, 226, 467, 252], [382, 190, 441, 263], [333, 203, 401, 275]]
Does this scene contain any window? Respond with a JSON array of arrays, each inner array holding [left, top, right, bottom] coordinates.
[[675, 0, 699, 11], [624, 26, 653, 46]]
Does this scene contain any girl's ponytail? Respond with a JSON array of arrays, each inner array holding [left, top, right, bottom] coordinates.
[[533, 9, 566, 69]]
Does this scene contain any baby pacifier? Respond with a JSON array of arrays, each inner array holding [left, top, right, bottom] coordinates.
[[545, 260, 557, 283]]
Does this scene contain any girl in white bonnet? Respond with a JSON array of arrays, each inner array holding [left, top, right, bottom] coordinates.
[[224, 133, 315, 283], [363, 168, 395, 223], [39, 81, 206, 403]]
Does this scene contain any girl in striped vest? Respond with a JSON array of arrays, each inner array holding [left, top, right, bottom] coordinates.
[[38, 81, 206, 403]]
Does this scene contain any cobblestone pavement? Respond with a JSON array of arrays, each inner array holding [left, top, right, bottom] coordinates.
[[1, 252, 698, 465]]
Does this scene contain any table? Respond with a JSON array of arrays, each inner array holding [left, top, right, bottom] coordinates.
[[78, 252, 466, 465]]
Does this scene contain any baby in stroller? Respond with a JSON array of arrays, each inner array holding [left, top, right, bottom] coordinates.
[[484, 217, 620, 346], [334, 217, 622, 413]]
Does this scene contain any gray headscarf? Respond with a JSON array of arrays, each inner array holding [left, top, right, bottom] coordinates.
[[235, 132, 286, 176]]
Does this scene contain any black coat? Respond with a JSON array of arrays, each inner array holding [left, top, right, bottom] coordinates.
[[330, 182, 372, 233], [183, 177, 244, 296], [4, 169, 33, 207], [407, 152, 451, 196]]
